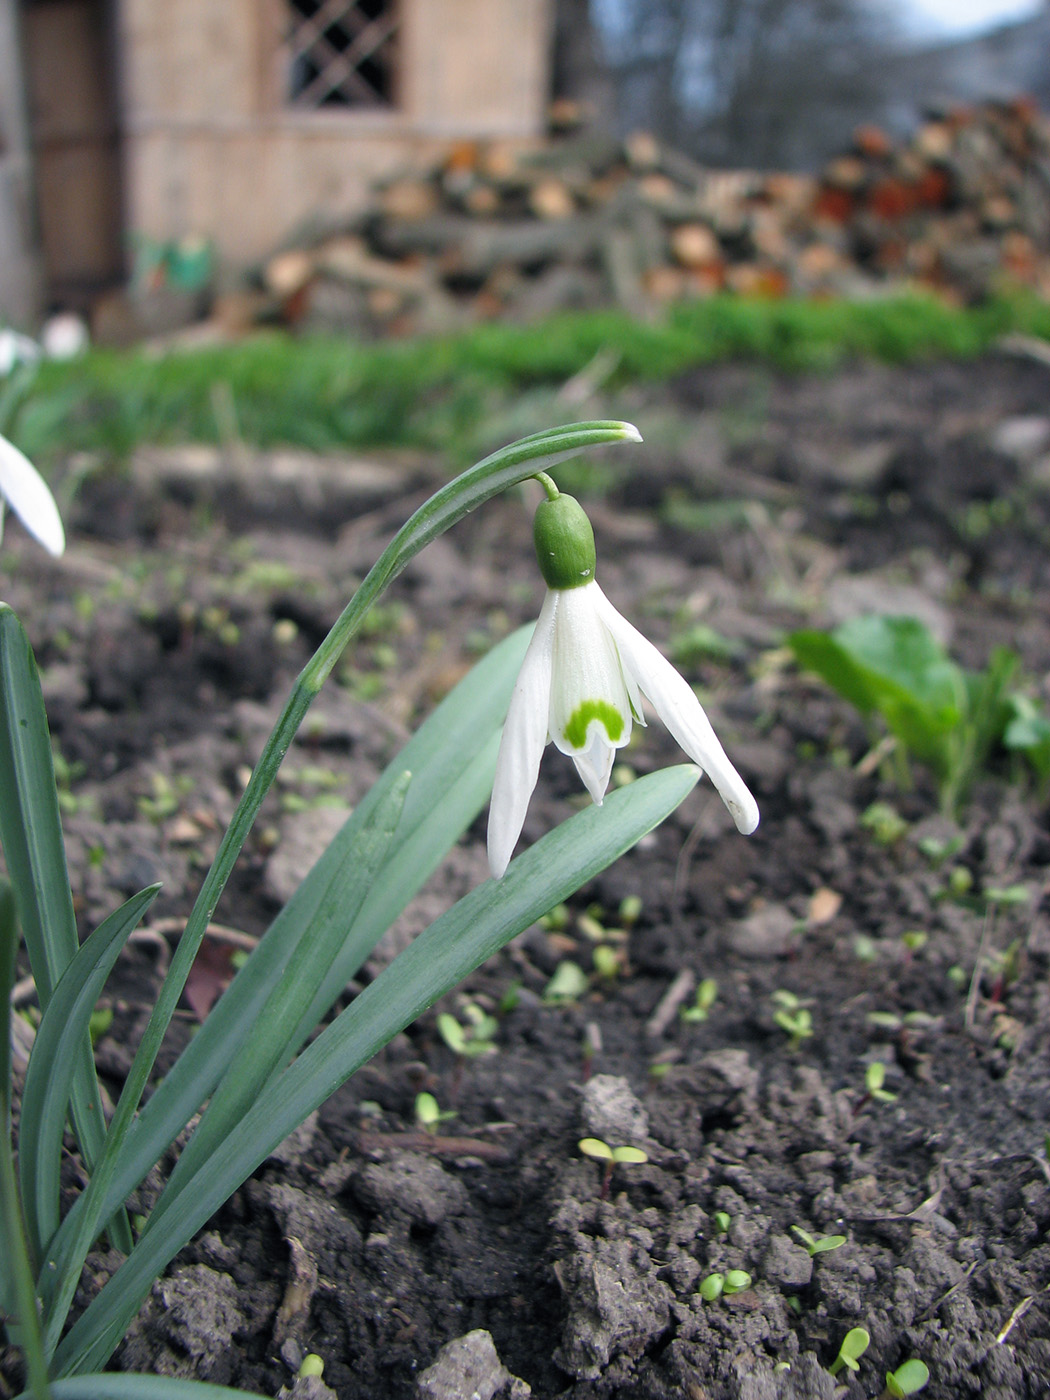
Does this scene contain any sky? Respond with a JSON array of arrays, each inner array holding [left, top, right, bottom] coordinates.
[[898, 0, 1043, 37]]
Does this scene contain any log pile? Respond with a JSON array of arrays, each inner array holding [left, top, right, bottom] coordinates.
[[243, 99, 1050, 336]]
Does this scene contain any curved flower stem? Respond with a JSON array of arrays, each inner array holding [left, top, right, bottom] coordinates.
[[37, 420, 641, 1354]]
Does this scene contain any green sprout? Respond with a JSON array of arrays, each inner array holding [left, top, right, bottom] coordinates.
[[772, 990, 813, 1050], [864, 1061, 897, 1104], [681, 977, 718, 1024], [882, 1359, 930, 1397], [698, 1268, 752, 1302], [829, 1326, 870, 1376], [713, 1210, 731, 1235], [900, 929, 927, 955], [791, 1225, 846, 1256], [592, 944, 622, 980], [619, 894, 643, 927], [543, 959, 590, 1006], [538, 902, 570, 932], [861, 801, 909, 846], [436, 1003, 498, 1058], [298, 1355, 325, 1380], [578, 1138, 648, 1199], [414, 1092, 455, 1134]]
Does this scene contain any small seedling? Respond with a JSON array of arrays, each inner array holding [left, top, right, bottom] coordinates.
[[619, 894, 643, 927], [772, 990, 813, 1050], [414, 1092, 455, 1134], [681, 977, 718, 1023], [861, 801, 909, 846], [698, 1268, 752, 1302], [543, 960, 589, 1005], [829, 1326, 870, 1377], [853, 933, 878, 963], [791, 1225, 846, 1256], [578, 1138, 648, 1199], [436, 1003, 498, 1058], [900, 929, 927, 956], [539, 903, 570, 932], [592, 944, 622, 980], [298, 1355, 325, 1380], [881, 1359, 930, 1397], [864, 1061, 897, 1103], [713, 1210, 731, 1234]]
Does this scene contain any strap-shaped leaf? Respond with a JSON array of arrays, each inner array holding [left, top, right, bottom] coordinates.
[[18, 887, 159, 1296], [148, 773, 410, 1224], [0, 605, 131, 1256], [43, 1377, 266, 1399], [52, 764, 697, 1377], [62, 425, 638, 1291], [1, 878, 20, 1319], [41, 626, 525, 1290]]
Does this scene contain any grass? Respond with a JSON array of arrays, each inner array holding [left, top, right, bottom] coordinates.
[[13, 291, 1050, 469]]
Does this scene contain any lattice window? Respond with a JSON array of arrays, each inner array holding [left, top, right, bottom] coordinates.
[[286, 0, 399, 109]]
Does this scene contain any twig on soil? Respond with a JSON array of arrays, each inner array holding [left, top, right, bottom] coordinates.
[[353, 1129, 514, 1162], [148, 917, 259, 951], [916, 1259, 979, 1322], [965, 909, 994, 1032], [646, 967, 695, 1039], [994, 1285, 1050, 1346]]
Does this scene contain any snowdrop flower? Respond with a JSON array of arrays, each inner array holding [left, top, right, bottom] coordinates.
[[0, 431, 65, 556], [487, 486, 758, 878]]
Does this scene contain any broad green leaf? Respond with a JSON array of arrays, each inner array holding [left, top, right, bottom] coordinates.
[[789, 616, 966, 770], [1004, 696, 1050, 780], [52, 764, 698, 1377], [0, 605, 131, 1255], [19, 887, 159, 1267]]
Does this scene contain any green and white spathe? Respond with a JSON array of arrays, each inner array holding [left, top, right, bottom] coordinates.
[[487, 491, 759, 879]]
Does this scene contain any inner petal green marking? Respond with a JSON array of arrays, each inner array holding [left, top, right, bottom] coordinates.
[[564, 699, 625, 750]]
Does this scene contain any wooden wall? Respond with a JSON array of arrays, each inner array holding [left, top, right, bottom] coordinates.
[[117, 0, 553, 264]]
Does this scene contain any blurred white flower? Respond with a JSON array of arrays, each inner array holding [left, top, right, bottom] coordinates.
[[0, 432, 65, 556], [0, 328, 41, 377], [487, 578, 758, 878]]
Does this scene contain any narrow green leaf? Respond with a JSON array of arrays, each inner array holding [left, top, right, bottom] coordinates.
[[1, 879, 16, 1136], [1, 879, 53, 1396], [41, 1378, 266, 1400], [147, 772, 410, 1223], [1, 878, 21, 1319], [52, 764, 697, 1377], [0, 605, 132, 1255], [19, 887, 159, 1267], [67, 425, 637, 1289], [43, 628, 525, 1279]]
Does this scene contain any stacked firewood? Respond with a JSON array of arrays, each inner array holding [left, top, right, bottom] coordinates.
[[246, 98, 1050, 336]]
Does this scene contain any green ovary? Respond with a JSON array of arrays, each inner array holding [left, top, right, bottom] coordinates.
[[563, 699, 625, 750]]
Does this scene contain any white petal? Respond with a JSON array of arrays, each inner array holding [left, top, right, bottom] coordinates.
[[572, 731, 616, 805], [0, 433, 65, 556], [547, 582, 634, 761], [594, 587, 760, 834], [487, 591, 559, 879]]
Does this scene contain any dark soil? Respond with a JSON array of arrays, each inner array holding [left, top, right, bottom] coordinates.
[[4, 351, 1050, 1400]]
